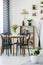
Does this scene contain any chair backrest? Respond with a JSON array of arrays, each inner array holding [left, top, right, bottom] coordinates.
[[1, 33, 12, 45], [1, 33, 7, 44], [24, 33, 31, 44], [20, 26, 31, 44], [20, 29, 30, 44]]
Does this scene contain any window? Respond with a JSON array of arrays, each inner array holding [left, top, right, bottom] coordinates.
[[0, 0, 3, 33]]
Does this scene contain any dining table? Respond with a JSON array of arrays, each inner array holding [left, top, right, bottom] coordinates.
[[2, 35, 23, 55]]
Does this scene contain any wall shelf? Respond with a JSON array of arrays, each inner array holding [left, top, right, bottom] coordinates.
[[40, 12, 43, 14], [40, 6, 43, 7], [32, 13, 36, 16], [40, 17, 43, 20]]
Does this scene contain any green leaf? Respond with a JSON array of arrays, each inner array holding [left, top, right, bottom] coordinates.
[[11, 26, 18, 33], [27, 19, 32, 23]]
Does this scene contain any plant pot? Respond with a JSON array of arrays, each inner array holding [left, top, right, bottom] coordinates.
[[28, 23, 31, 26], [31, 56, 39, 63], [32, 5, 36, 10], [41, 1, 43, 4], [40, 4, 43, 7], [11, 28, 17, 36]]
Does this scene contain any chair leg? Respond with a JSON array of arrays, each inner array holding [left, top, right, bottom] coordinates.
[[8, 48, 9, 56], [16, 45, 18, 56], [22, 47, 25, 56], [28, 46, 30, 56], [2, 45, 4, 53], [24, 49, 25, 56], [8, 45, 9, 56], [20, 46, 22, 54], [1, 47, 3, 55], [6, 49, 7, 55], [6, 45, 9, 56], [10, 45, 12, 54], [6, 45, 7, 55]]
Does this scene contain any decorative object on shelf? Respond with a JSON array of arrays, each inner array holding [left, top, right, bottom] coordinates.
[[30, 47, 40, 64], [21, 9, 29, 26], [11, 25, 18, 35], [41, 1, 43, 4], [40, 6, 43, 7], [32, 13, 36, 16], [40, 17, 43, 20], [27, 19, 33, 26], [40, 10, 43, 14], [32, 5, 36, 10], [22, 20, 25, 26], [40, 1, 43, 7]]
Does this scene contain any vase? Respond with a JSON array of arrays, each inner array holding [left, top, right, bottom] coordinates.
[[31, 56, 39, 63], [28, 23, 31, 26], [11, 29, 17, 36], [22, 20, 25, 26]]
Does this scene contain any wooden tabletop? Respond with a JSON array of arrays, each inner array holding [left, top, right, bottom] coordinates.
[[2, 35, 23, 38]]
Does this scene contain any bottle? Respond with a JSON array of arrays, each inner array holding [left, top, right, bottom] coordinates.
[[22, 20, 25, 26]]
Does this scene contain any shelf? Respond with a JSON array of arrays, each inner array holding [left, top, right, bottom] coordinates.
[[40, 6, 43, 7], [29, 43, 33, 46], [20, 26, 35, 48], [32, 9, 36, 10], [32, 13, 36, 16], [40, 17, 43, 20], [40, 12, 43, 14]]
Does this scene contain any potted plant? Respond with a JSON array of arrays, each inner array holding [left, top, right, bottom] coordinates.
[[41, 1, 43, 4], [32, 5, 36, 10], [11, 25, 18, 35], [40, 1, 43, 7], [30, 47, 40, 64], [27, 19, 32, 26]]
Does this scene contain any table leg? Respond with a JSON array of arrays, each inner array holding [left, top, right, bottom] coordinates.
[[11, 38, 14, 55], [12, 44, 14, 55]]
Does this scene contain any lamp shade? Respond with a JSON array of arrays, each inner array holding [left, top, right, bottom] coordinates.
[[21, 9, 29, 14]]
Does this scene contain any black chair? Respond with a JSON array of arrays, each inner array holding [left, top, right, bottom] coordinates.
[[15, 33, 31, 56], [13, 37, 22, 56], [1, 33, 12, 56]]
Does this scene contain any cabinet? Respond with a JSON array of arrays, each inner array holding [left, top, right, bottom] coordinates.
[[20, 26, 35, 48]]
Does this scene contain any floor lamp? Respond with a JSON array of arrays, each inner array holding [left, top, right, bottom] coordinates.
[[38, 22, 42, 49], [36, 22, 42, 49], [21, 9, 29, 26]]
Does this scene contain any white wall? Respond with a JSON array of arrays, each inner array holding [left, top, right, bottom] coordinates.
[[9, 0, 43, 48], [0, 0, 3, 33]]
